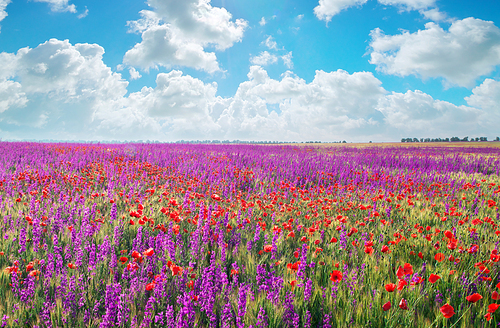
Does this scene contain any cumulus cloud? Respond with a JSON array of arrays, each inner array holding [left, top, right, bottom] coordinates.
[[33, 0, 76, 13], [314, 0, 368, 23], [0, 0, 10, 22], [129, 67, 142, 80], [464, 79, 500, 129], [376, 90, 482, 136], [378, 0, 435, 11], [314, 0, 446, 23], [77, 6, 89, 19], [262, 36, 278, 50], [281, 52, 293, 69], [419, 8, 447, 22], [250, 51, 278, 66], [259, 17, 266, 26], [0, 39, 128, 139], [124, 0, 247, 73], [369, 18, 500, 87], [2, 39, 499, 142]]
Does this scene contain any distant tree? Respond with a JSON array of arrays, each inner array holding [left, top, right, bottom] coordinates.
[[496, 137, 500, 141], [462, 136, 469, 142], [413, 138, 419, 142], [401, 138, 406, 143], [445, 138, 450, 142], [342, 140, 346, 143]]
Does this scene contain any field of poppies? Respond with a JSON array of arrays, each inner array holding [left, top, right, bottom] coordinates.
[[0, 142, 500, 327]]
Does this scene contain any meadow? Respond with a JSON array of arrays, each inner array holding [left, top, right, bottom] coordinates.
[[0, 141, 499, 327]]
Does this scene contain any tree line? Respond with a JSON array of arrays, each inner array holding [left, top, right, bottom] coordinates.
[[401, 137, 500, 143]]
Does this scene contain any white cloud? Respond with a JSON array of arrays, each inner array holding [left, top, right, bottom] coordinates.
[[0, 80, 28, 113], [0, 0, 10, 26], [124, 0, 247, 73], [250, 51, 278, 66], [369, 18, 500, 87], [2, 39, 500, 142], [259, 17, 266, 26], [262, 36, 278, 50], [33, 0, 77, 13], [419, 8, 447, 22], [376, 90, 482, 136], [296, 14, 304, 21], [314, 0, 368, 23], [281, 51, 293, 69], [0, 39, 128, 139], [464, 78, 500, 129], [129, 67, 142, 80], [77, 6, 89, 19], [378, 0, 435, 11]]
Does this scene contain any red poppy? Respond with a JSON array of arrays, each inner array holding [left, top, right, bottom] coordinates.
[[382, 302, 391, 311], [488, 304, 500, 313], [146, 282, 155, 291], [119, 256, 128, 264], [492, 291, 500, 300], [330, 237, 337, 243], [399, 298, 408, 310], [444, 230, 453, 239], [287, 231, 295, 238], [143, 248, 154, 257], [485, 313, 492, 321], [428, 274, 441, 283], [263, 245, 272, 253], [466, 293, 482, 303], [385, 283, 396, 292], [440, 304, 455, 318], [434, 253, 445, 262], [290, 280, 297, 290], [330, 270, 343, 283], [171, 265, 183, 276], [381, 245, 390, 253], [397, 279, 407, 291]]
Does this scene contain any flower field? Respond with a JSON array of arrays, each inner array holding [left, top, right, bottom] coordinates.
[[1, 142, 500, 327]]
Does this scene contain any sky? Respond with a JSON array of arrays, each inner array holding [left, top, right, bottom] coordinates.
[[0, 0, 499, 142]]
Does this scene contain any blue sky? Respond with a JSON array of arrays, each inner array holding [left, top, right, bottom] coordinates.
[[0, 0, 499, 142]]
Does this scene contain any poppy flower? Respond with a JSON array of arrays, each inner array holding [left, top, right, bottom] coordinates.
[[434, 253, 445, 262], [485, 313, 492, 321], [119, 256, 128, 264], [330, 270, 343, 283], [492, 291, 500, 300], [439, 304, 455, 318], [429, 274, 441, 283], [146, 282, 155, 291], [399, 298, 408, 310], [397, 279, 407, 291], [381, 245, 390, 253], [382, 302, 391, 311], [385, 283, 396, 292], [263, 245, 272, 253], [143, 248, 154, 257], [466, 293, 482, 303], [171, 265, 183, 276], [488, 304, 500, 313], [330, 237, 337, 243]]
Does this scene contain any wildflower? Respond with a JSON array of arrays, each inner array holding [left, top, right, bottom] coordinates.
[[466, 293, 482, 303], [382, 302, 391, 311], [330, 270, 343, 283], [385, 283, 396, 292], [429, 274, 441, 283], [439, 304, 455, 318], [399, 298, 408, 310]]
